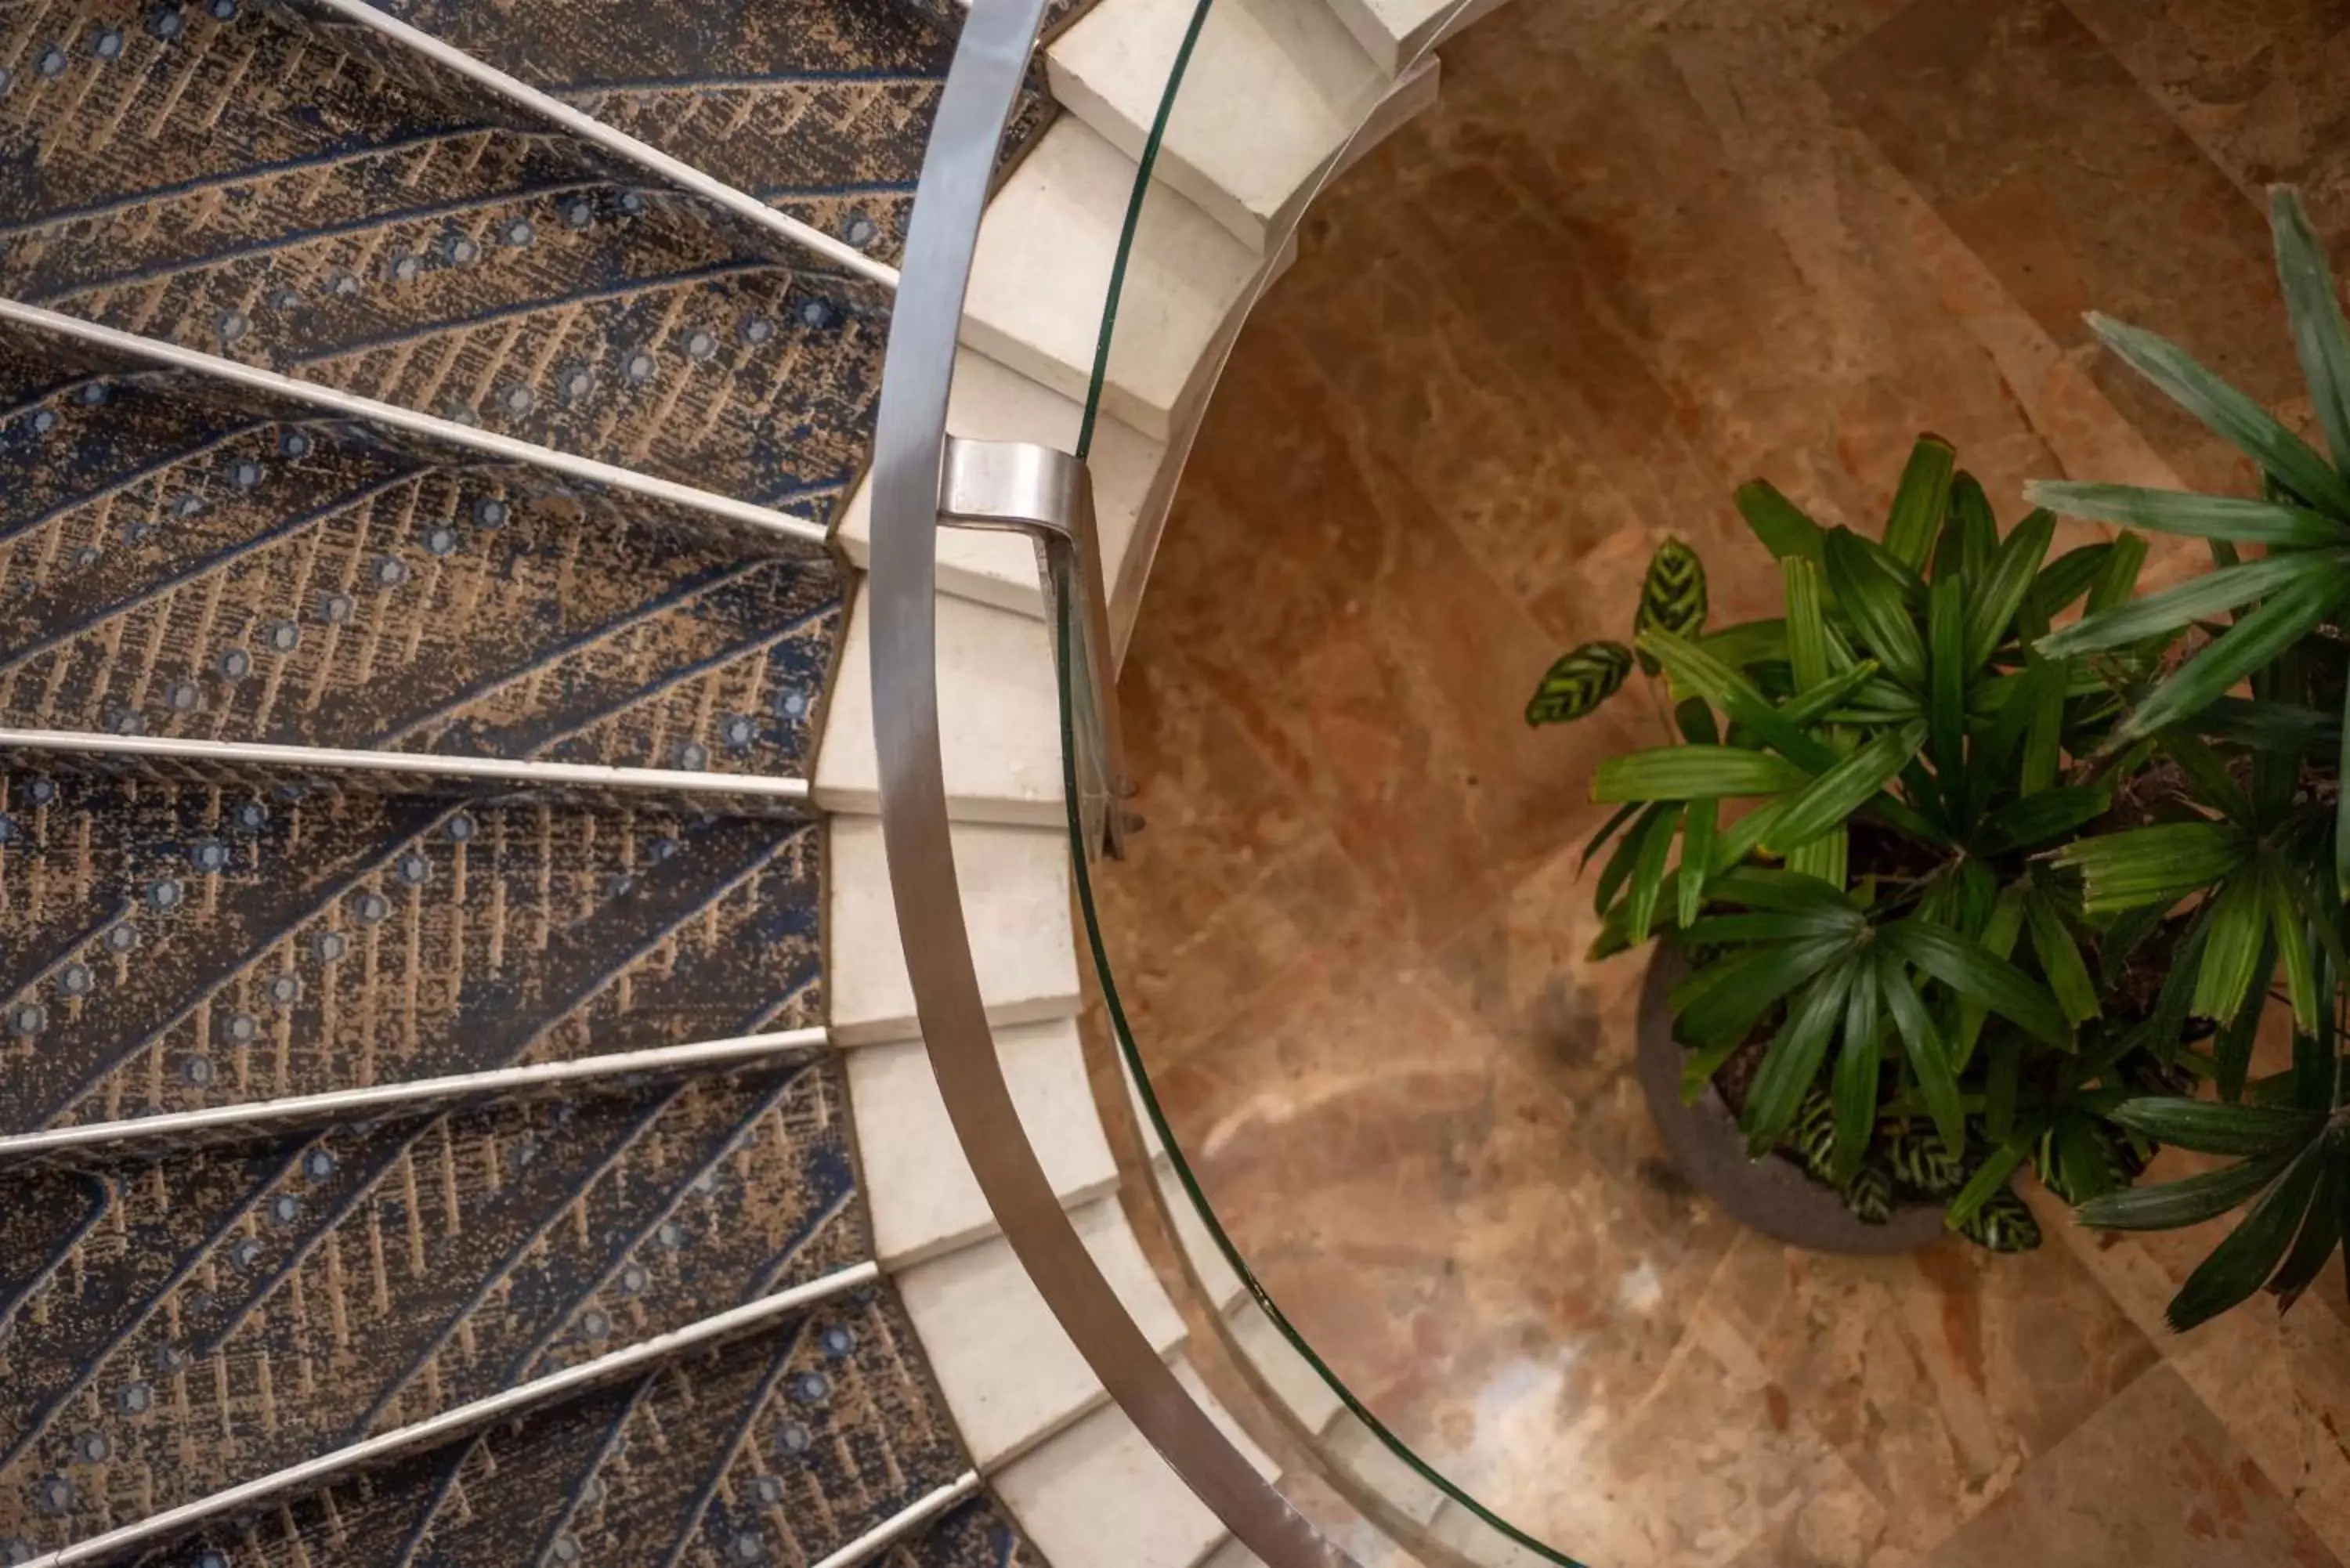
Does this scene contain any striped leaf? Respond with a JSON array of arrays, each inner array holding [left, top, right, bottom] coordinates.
[[1634, 537, 1709, 674], [1955, 1187, 2043, 1252], [1527, 641, 1633, 725]]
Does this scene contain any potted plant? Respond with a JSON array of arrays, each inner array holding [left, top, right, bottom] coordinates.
[[1531, 438, 2182, 1254], [2018, 185, 2350, 1329]]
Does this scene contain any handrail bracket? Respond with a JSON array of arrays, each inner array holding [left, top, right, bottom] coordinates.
[[938, 435, 1134, 862]]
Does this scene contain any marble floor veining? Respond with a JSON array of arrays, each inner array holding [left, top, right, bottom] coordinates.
[[1094, 0, 2350, 1563]]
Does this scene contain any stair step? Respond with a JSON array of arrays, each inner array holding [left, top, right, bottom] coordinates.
[[826, 817, 1080, 1047], [813, 581, 1064, 829], [284, 0, 901, 284], [899, 1194, 1186, 1470], [0, 771, 822, 1134], [93, 1270, 994, 1568], [1046, 0, 1386, 251], [0, 300, 841, 790], [963, 117, 1256, 443], [326, 0, 1011, 272], [870, 1490, 1055, 1568], [1325, 0, 1491, 74], [0, 3, 888, 515], [992, 1356, 1278, 1568], [0, 1063, 877, 1563], [849, 1019, 1115, 1269]]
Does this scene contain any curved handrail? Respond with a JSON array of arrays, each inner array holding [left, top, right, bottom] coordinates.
[[864, 1, 1354, 1563]]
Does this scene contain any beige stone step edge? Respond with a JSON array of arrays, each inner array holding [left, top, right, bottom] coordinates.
[[834, 56, 1435, 622], [829, 810, 1271, 1560]]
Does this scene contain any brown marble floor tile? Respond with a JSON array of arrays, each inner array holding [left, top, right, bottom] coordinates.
[[1920, 1363, 2342, 1567], [1140, 330, 1612, 950], [1824, 0, 2293, 495], [1700, 1225, 2159, 1555], [2066, 0, 2350, 230], [2037, 1157, 2350, 1561]]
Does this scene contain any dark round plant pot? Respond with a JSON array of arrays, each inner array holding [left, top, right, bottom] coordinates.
[[1637, 948, 1946, 1255]]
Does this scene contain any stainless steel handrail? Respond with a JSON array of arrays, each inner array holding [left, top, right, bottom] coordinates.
[[864, 0, 1352, 1562]]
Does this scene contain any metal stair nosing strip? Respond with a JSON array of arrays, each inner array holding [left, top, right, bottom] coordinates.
[[0, 1024, 830, 1165], [0, 296, 838, 801], [291, 0, 903, 292], [16, 1259, 897, 1568]]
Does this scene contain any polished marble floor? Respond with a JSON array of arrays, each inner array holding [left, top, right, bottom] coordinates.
[[1094, 0, 2350, 1563]]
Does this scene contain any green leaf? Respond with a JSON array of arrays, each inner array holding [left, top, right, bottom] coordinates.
[[1947, 1142, 2027, 1229], [2337, 663, 2350, 900], [1593, 746, 1812, 804], [1985, 1034, 2022, 1138], [1705, 866, 1864, 915], [2037, 549, 2333, 658], [1929, 576, 1968, 812], [1623, 801, 1683, 945], [1580, 801, 1643, 873], [1635, 537, 1708, 674], [1784, 555, 1832, 693], [1736, 480, 1827, 562], [2079, 1148, 2298, 1230], [1781, 662, 1885, 728], [1942, 471, 1999, 583], [2088, 529, 2149, 614], [1742, 961, 1857, 1157], [1696, 619, 1789, 670], [1762, 721, 1929, 854], [2190, 696, 2338, 757], [2214, 929, 2274, 1103], [1677, 797, 1717, 929], [2268, 1131, 2345, 1311], [1832, 975, 1884, 1186], [1965, 506, 2056, 670], [2167, 1146, 2326, 1330], [2088, 310, 2350, 517], [2024, 482, 2350, 546], [1882, 435, 1957, 569], [2106, 1097, 2325, 1157], [2026, 893, 2100, 1026], [2193, 871, 2271, 1022], [2028, 543, 2113, 621], [1976, 785, 2111, 855], [1881, 953, 1964, 1154], [1787, 826, 1849, 891], [2271, 186, 2350, 473], [1824, 528, 1926, 687], [2270, 865, 2321, 1034], [1954, 883, 2030, 1068], [1636, 629, 1837, 775], [1671, 935, 1855, 1052], [1528, 640, 1636, 725], [1979, 657, 2063, 776], [2051, 821, 2254, 913], [1595, 801, 1672, 916], [1882, 919, 2071, 1047], [1682, 911, 1862, 945], [2156, 732, 2254, 824]]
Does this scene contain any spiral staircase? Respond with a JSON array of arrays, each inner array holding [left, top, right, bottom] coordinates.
[[0, 0, 1523, 1563]]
